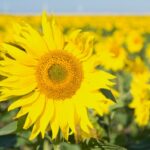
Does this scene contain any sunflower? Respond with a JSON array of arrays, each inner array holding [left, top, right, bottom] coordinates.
[[129, 57, 150, 126], [0, 12, 115, 140], [125, 57, 148, 75], [95, 35, 127, 71], [129, 72, 150, 126], [126, 30, 144, 53]]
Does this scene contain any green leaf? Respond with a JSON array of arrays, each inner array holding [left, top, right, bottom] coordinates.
[[0, 121, 17, 136], [100, 88, 116, 102]]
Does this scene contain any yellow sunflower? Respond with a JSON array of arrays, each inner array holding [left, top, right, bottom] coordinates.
[[0, 12, 115, 140], [125, 57, 148, 75], [128, 57, 150, 126], [129, 72, 150, 126], [126, 30, 144, 53], [95, 35, 127, 71]]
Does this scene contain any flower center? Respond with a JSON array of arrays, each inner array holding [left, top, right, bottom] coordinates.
[[36, 50, 83, 100], [48, 64, 68, 82]]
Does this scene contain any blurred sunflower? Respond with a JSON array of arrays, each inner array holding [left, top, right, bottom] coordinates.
[[129, 57, 150, 126], [129, 73, 150, 126], [126, 57, 148, 75], [95, 35, 127, 71], [126, 30, 144, 53], [0, 12, 115, 140]]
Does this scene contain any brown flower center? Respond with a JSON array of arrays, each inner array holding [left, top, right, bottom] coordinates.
[[36, 50, 83, 100]]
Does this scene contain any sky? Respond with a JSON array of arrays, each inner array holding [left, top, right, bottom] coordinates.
[[0, 0, 150, 14]]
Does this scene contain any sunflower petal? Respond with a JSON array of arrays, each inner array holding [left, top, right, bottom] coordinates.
[[8, 91, 40, 111], [14, 23, 48, 58], [1, 43, 37, 66], [42, 11, 64, 50], [23, 94, 46, 129]]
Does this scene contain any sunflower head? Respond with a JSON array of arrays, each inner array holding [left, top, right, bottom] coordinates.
[[95, 37, 127, 71], [126, 30, 144, 53], [0, 12, 115, 141]]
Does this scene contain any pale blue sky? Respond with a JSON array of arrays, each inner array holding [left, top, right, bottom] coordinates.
[[0, 0, 150, 14]]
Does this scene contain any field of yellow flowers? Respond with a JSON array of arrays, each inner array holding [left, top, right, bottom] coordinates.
[[1, 15, 150, 150]]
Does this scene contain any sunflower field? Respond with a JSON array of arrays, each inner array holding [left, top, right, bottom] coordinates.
[[1, 14, 150, 150]]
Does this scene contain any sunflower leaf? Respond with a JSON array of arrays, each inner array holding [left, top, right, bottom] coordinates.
[[0, 121, 17, 136], [100, 88, 116, 102]]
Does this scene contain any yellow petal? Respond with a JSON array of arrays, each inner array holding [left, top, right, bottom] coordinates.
[[65, 31, 94, 62], [15, 105, 31, 119], [64, 42, 83, 59], [40, 99, 54, 138], [50, 101, 60, 139], [0, 61, 35, 76], [84, 70, 115, 90], [0, 75, 36, 89], [82, 55, 101, 73], [0, 81, 37, 96], [78, 33, 94, 61], [14, 23, 49, 58], [23, 94, 46, 129], [66, 29, 81, 42], [76, 106, 93, 134], [8, 91, 40, 111], [51, 119, 59, 140], [1, 43, 37, 66], [42, 11, 64, 50], [64, 100, 76, 133], [29, 121, 41, 140], [55, 101, 68, 132]]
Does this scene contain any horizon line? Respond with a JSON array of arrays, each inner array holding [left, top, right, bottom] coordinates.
[[1, 12, 150, 16]]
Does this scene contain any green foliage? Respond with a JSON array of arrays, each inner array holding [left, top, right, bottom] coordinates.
[[36, 138, 126, 150], [0, 120, 127, 150], [0, 121, 17, 136]]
